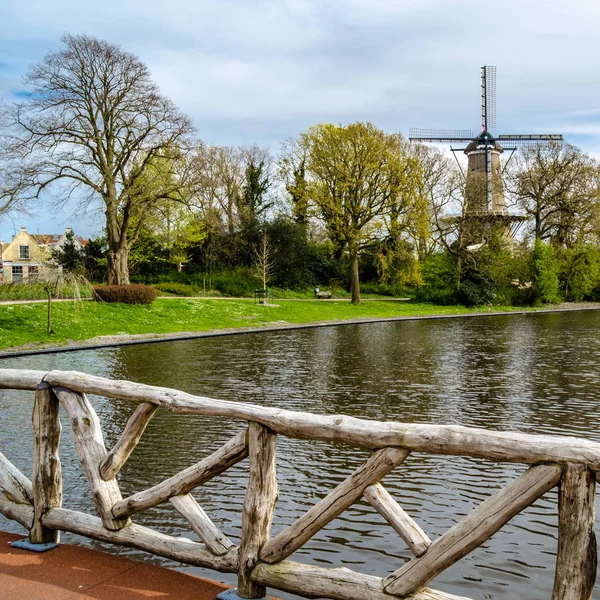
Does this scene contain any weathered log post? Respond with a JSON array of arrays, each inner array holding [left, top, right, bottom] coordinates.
[[54, 387, 130, 530], [552, 463, 597, 600], [30, 382, 62, 544], [237, 422, 278, 598]]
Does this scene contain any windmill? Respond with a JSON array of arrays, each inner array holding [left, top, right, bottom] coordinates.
[[409, 66, 563, 240]]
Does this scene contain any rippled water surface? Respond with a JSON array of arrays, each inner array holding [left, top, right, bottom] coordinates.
[[2, 310, 600, 599]]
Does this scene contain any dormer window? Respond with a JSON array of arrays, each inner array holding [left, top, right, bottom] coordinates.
[[19, 245, 30, 260]]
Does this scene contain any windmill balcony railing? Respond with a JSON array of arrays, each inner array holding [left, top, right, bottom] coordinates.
[[0, 368, 597, 600]]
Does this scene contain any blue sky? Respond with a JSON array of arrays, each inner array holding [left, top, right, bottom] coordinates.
[[2, 0, 600, 240]]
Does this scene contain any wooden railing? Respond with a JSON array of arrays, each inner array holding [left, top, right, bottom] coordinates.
[[0, 368, 598, 600]]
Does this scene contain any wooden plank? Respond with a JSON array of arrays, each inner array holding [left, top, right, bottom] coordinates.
[[552, 464, 597, 600], [260, 447, 410, 565], [54, 387, 130, 531], [251, 560, 472, 600], [383, 464, 562, 596], [112, 430, 248, 519], [0, 494, 34, 529], [0, 452, 33, 505], [42, 506, 238, 573], [42, 369, 600, 469], [0, 369, 46, 390], [238, 422, 278, 598], [364, 483, 431, 557], [100, 402, 158, 480], [170, 493, 234, 556], [30, 383, 62, 544]]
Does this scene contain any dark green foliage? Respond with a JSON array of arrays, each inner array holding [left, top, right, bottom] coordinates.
[[458, 264, 496, 307], [94, 284, 157, 304], [52, 230, 84, 272], [154, 282, 197, 296], [212, 270, 258, 297], [240, 159, 272, 227], [359, 281, 412, 297], [82, 235, 108, 282]]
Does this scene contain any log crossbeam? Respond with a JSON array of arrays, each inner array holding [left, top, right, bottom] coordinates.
[[259, 447, 410, 565], [100, 402, 158, 481], [364, 483, 431, 557], [170, 493, 234, 556], [111, 430, 248, 519], [383, 464, 562, 597], [0, 452, 33, 505]]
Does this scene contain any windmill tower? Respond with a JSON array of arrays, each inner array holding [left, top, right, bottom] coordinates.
[[410, 66, 563, 244]]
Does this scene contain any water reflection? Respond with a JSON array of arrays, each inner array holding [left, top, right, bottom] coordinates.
[[1, 311, 600, 599]]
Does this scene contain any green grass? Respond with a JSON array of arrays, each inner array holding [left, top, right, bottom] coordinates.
[[0, 297, 534, 352]]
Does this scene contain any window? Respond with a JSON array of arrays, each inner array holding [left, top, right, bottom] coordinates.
[[28, 266, 39, 281], [19, 245, 30, 260], [12, 265, 23, 283]]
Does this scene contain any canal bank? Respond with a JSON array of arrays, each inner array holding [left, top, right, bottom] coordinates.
[[1, 300, 599, 358]]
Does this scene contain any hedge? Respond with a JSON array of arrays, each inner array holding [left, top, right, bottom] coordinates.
[[94, 284, 157, 305]]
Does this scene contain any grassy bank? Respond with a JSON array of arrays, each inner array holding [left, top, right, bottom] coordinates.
[[0, 297, 535, 352]]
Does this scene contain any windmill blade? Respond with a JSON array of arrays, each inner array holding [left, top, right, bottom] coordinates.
[[483, 66, 497, 129], [498, 134, 563, 141], [409, 128, 474, 143], [497, 134, 563, 148]]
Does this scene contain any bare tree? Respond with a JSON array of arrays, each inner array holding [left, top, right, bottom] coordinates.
[[506, 141, 600, 246], [0, 34, 195, 284], [253, 229, 275, 294]]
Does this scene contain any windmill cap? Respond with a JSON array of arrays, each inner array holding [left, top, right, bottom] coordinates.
[[465, 131, 503, 152]]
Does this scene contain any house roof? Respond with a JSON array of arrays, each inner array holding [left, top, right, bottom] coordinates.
[[32, 234, 89, 247]]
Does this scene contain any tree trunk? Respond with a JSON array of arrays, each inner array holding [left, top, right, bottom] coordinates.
[[47, 290, 52, 334], [107, 247, 130, 285], [349, 247, 361, 304]]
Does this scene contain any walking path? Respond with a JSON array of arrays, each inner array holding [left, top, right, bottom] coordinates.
[[0, 530, 232, 600]]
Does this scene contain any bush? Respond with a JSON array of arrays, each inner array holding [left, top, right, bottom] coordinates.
[[154, 282, 198, 297], [359, 281, 412, 297], [94, 284, 157, 304], [531, 240, 561, 304], [212, 270, 258, 297], [458, 265, 496, 307], [415, 253, 458, 305]]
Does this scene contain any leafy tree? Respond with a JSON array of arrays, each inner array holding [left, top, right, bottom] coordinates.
[[531, 239, 561, 304], [559, 245, 600, 301], [0, 34, 194, 285], [294, 122, 419, 303]]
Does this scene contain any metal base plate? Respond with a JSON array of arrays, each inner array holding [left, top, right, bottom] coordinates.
[[216, 589, 267, 600], [10, 538, 59, 553]]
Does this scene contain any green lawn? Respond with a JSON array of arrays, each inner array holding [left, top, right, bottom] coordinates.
[[0, 298, 531, 352]]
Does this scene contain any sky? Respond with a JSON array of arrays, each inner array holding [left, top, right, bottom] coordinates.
[[2, 0, 600, 240]]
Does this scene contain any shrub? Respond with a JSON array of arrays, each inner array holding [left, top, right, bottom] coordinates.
[[94, 284, 157, 304], [415, 253, 458, 305], [359, 281, 412, 297], [531, 240, 561, 304], [212, 270, 258, 297], [154, 282, 197, 297], [458, 265, 496, 307]]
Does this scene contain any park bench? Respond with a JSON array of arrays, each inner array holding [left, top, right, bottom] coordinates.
[[315, 290, 332, 299]]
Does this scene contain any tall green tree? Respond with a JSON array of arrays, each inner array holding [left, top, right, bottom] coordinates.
[[293, 122, 419, 303]]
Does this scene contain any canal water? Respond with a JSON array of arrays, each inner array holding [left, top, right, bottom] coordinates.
[[1, 310, 600, 599]]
